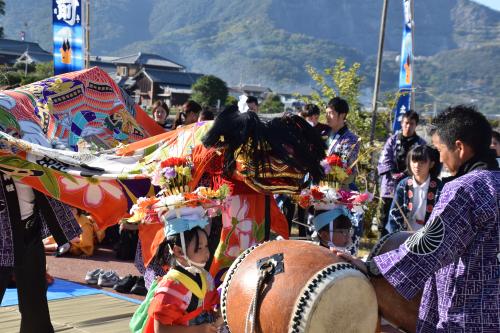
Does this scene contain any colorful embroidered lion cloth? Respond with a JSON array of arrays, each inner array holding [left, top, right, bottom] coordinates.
[[0, 67, 162, 150], [0, 67, 165, 227]]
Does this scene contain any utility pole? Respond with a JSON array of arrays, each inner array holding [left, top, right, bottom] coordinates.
[[23, 22, 28, 77], [84, 0, 90, 68], [369, 0, 389, 145], [24, 45, 29, 77]]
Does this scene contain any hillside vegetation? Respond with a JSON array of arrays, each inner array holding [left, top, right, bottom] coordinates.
[[2, 0, 499, 113]]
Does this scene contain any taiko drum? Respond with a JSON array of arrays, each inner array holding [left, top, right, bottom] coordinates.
[[221, 240, 378, 333]]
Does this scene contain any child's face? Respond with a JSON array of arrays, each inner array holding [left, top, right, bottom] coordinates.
[[318, 228, 352, 248], [153, 107, 168, 123], [490, 137, 500, 156], [410, 159, 432, 181], [185, 229, 210, 266]]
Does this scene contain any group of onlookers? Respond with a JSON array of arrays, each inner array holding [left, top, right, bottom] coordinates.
[[150, 100, 215, 131], [149, 95, 265, 132]]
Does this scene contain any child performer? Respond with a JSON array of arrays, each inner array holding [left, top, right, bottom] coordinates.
[[141, 206, 221, 333], [312, 206, 354, 253], [386, 144, 442, 233]]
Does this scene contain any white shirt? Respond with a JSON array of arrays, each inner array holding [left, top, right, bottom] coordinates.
[[409, 176, 430, 231], [13, 180, 35, 220]]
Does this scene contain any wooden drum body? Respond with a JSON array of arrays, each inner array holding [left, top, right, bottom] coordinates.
[[221, 240, 378, 333], [367, 232, 422, 333]]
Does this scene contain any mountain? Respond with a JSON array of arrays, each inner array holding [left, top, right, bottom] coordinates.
[[2, 0, 499, 113]]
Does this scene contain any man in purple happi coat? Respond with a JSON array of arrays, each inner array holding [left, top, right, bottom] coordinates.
[[377, 110, 425, 235], [338, 105, 500, 332]]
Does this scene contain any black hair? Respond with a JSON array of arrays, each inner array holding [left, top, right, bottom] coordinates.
[[199, 109, 215, 121], [155, 226, 208, 266], [406, 144, 442, 178], [173, 111, 186, 129], [303, 103, 320, 117], [202, 104, 326, 182], [492, 130, 500, 143], [315, 210, 352, 233], [183, 100, 202, 114], [402, 110, 419, 124], [72, 207, 86, 216], [430, 105, 492, 155], [246, 96, 259, 105], [327, 97, 349, 114]]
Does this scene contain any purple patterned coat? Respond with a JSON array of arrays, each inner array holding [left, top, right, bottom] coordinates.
[[374, 170, 500, 332], [0, 174, 81, 267], [134, 241, 167, 289], [377, 133, 426, 198]]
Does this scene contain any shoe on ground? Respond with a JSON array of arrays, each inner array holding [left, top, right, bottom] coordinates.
[[85, 268, 103, 285], [130, 276, 147, 296], [98, 270, 120, 287], [113, 274, 137, 293]]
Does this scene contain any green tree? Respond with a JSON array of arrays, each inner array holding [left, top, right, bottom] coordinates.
[[14, 62, 36, 73], [260, 94, 284, 114], [191, 75, 228, 108], [0, 0, 4, 38], [0, 61, 54, 88], [301, 59, 392, 234], [302, 58, 390, 143], [34, 61, 54, 78], [0, 67, 22, 88], [225, 95, 238, 106]]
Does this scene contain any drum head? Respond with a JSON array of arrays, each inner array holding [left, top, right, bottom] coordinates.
[[307, 274, 378, 332], [290, 263, 378, 333]]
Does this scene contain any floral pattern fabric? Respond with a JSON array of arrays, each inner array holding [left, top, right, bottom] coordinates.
[[210, 194, 288, 287]]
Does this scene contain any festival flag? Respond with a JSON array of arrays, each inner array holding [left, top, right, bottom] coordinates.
[[392, 0, 414, 131], [52, 0, 85, 74]]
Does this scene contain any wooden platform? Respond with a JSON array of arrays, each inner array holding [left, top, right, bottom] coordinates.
[[0, 294, 138, 333]]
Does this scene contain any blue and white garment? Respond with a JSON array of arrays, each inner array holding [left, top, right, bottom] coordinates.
[[325, 126, 360, 254], [386, 176, 442, 233], [325, 126, 360, 179], [377, 132, 425, 198]]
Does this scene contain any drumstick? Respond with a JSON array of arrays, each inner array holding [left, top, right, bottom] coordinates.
[[291, 220, 310, 228], [393, 200, 413, 232]]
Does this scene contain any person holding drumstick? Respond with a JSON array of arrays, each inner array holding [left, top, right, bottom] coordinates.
[[335, 105, 499, 332]]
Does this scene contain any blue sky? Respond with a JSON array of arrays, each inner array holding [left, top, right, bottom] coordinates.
[[473, 0, 500, 11]]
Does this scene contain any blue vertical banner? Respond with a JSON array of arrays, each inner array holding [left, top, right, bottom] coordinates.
[[53, 0, 85, 75], [392, 0, 414, 131]]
